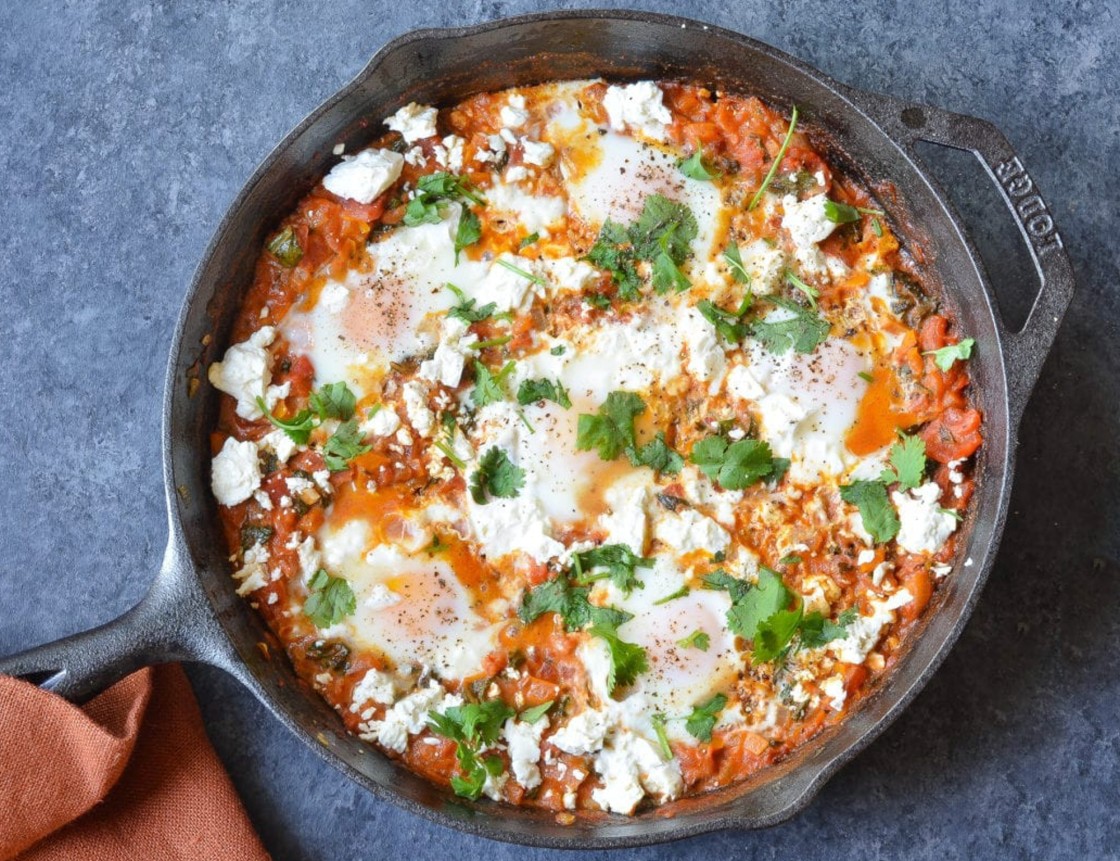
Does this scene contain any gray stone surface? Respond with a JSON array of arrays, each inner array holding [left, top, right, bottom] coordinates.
[[1, 1, 1117, 858]]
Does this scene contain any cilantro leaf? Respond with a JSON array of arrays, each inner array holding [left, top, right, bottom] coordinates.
[[469, 446, 525, 504], [685, 693, 727, 742], [587, 219, 642, 300], [725, 567, 795, 644], [651, 248, 691, 293], [519, 232, 540, 248], [797, 612, 851, 649], [572, 544, 653, 594], [924, 338, 975, 372], [840, 480, 900, 543], [322, 418, 371, 471], [267, 226, 303, 267], [651, 713, 673, 758], [823, 199, 860, 224], [689, 435, 785, 490], [784, 269, 820, 308], [879, 433, 927, 490], [453, 208, 482, 264], [629, 431, 684, 475], [588, 622, 648, 694], [257, 398, 316, 444], [519, 577, 632, 631], [753, 607, 804, 663], [702, 569, 750, 601], [749, 105, 799, 210], [429, 699, 515, 746], [448, 745, 503, 800], [470, 360, 514, 408], [654, 586, 689, 605], [723, 242, 752, 285], [628, 194, 698, 264], [750, 298, 830, 355], [679, 149, 717, 181], [698, 299, 750, 343], [676, 629, 711, 651], [518, 701, 553, 724], [576, 391, 645, 462], [445, 282, 496, 324], [309, 381, 357, 421], [303, 569, 356, 628], [517, 377, 571, 409], [403, 172, 484, 228]]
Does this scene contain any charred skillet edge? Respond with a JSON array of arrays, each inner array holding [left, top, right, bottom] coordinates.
[[157, 9, 1062, 849]]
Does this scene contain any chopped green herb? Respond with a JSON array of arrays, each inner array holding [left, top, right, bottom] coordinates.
[[676, 629, 711, 651], [751, 297, 830, 355], [304, 569, 356, 628], [840, 480, 900, 543], [519, 576, 632, 631], [267, 225, 304, 267], [679, 149, 717, 181], [588, 622, 649, 695], [403, 172, 484, 228], [496, 257, 545, 286], [685, 693, 727, 742], [823, 199, 885, 224], [444, 282, 497, 324], [797, 611, 851, 649], [322, 419, 371, 471], [470, 360, 515, 407], [651, 713, 673, 759], [518, 700, 554, 724], [572, 544, 652, 594], [871, 217, 884, 237], [432, 438, 466, 470], [858, 370, 874, 383], [689, 435, 786, 490], [583, 292, 613, 310], [519, 232, 540, 248], [630, 431, 684, 475], [309, 381, 357, 421], [778, 554, 802, 566], [576, 391, 645, 462], [469, 446, 525, 504], [586, 220, 642, 300], [257, 398, 316, 444], [879, 433, 927, 490], [653, 586, 689, 605], [784, 269, 820, 308], [471, 335, 512, 350], [453, 209, 482, 264], [517, 377, 572, 409], [723, 241, 752, 286], [924, 338, 975, 372], [749, 105, 799, 210], [427, 699, 514, 800], [550, 345, 566, 356], [698, 298, 750, 343]]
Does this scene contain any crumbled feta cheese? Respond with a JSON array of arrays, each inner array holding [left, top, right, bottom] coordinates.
[[401, 381, 436, 437], [361, 407, 401, 438], [484, 182, 567, 236], [231, 543, 269, 596], [736, 239, 786, 294], [363, 682, 462, 754], [385, 102, 438, 143], [260, 429, 297, 464], [591, 731, 683, 814], [404, 145, 427, 167], [680, 305, 727, 393], [207, 326, 278, 420], [363, 582, 403, 612], [932, 563, 952, 578], [323, 148, 404, 204], [597, 478, 649, 555], [947, 459, 965, 484], [352, 669, 397, 707], [677, 466, 742, 527], [504, 717, 548, 790], [418, 317, 477, 387], [602, 81, 672, 141], [725, 363, 767, 402], [296, 536, 321, 582], [499, 94, 531, 127], [857, 548, 876, 566], [829, 589, 913, 664], [652, 508, 731, 557], [521, 138, 555, 167], [781, 193, 838, 247], [544, 257, 597, 292], [480, 253, 541, 312], [439, 134, 465, 172], [318, 280, 350, 313], [820, 675, 848, 711], [505, 165, 529, 182], [549, 709, 610, 756], [892, 482, 958, 554], [211, 438, 261, 506]]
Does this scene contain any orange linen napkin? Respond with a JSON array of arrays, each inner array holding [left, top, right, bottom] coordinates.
[[0, 665, 269, 861]]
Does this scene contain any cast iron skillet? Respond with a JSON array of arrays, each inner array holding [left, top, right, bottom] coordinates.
[[0, 10, 1074, 849]]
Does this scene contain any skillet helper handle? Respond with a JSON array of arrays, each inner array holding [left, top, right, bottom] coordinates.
[[0, 535, 228, 704], [844, 89, 1075, 423]]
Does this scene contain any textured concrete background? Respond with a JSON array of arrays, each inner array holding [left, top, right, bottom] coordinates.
[[2, 1, 1118, 859]]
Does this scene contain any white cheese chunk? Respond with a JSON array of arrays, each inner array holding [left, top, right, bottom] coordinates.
[[504, 717, 548, 790], [322, 148, 404, 204], [208, 326, 278, 420], [652, 508, 731, 557], [591, 731, 682, 814], [892, 482, 958, 554], [480, 253, 541, 312], [521, 138, 555, 167], [820, 675, 848, 711], [361, 407, 401, 438], [549, 708, 610, 756], [737, 239, 786, 294], [418, 317, 477, 387], [499, 94, 530, 128], [829, 589, 913, 664], [211, 438, 261, 506], [364, 682, 462, 754], [260, 428, 297, 464], [544, 257, 597, 292], [385, 102, 438, 143], [352, 669, 397, 707], [484, 181, 567, 237], [680, 305, 727, 393], [781, 193, 838, 247], [602, 82, 672, 141], [401, 381, 436, 437]]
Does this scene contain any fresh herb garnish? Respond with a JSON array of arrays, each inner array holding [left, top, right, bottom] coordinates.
[[267, 225, 304, 267], [924, 338, 975, 372], [444, 282, 496, 324], [518, 700, 553, 724], [784, 269, 820, 308], [840, 480, 900, 543], [453, 209, 482, 264], [879, 433, 927, 490], [751, 297, 830, 355], [823, 199, 885, 224], [676, 629, 711, 651], [471, 335, 512, 350], [685, 693, 727, 742], [309, 381, 356, 421], [576, 391, 645, 461], [304, 569, 356, 628], [651, 713, 673, 758], [496, 257, 546, 286], [519, 232, 540, 248], [679, 149, 718, 181], [689, 435, 787, 490], [654, 586, 689, 605], [517, 377, 572, 409], [748, 105, 799, 210], [723, 241, 752, 285], [519, 576, 632, 632], [322, 419, 371, 471], [427, 699, 514, 800], [471, 360, 515, 407], [469, 446, 525, 504], [629, 431, 684, 475], [257, 399, 316, 444], [571, 544, 653, 594], [588, 621, 649, 695], [698, 297, 751, 343]]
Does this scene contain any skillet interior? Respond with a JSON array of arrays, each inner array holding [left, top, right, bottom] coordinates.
[[167, 11, 1011, 847]]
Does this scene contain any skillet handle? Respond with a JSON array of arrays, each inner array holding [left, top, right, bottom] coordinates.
[[841, 89, 1075, 424], [0, 532, 234, 704]]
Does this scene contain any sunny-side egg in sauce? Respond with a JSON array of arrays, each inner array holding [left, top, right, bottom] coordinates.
[[207, 80, 983, 816]]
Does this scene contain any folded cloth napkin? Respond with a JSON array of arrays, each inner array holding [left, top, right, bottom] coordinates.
[[0, 665, 269, 861]]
